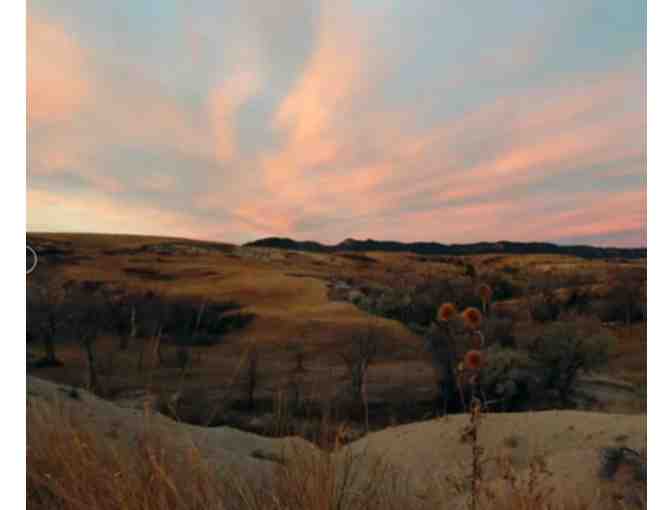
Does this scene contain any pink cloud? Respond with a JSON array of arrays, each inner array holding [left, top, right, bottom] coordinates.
[[231, 49, 644, 244], [136, 174, 180, 194], [28, 189, 202, 237], [27, 5, 645, 247], [209, 63, 262, 163], [272, 5, 363, 144], [233, 203, 298, 235], [263, 2, 370, 193], [369, 191, 645, 247], [27, 15, 91, 125], [28, 11, 265, 207], [208, 47, 263, 162], [366, 68, 644, 212], [27, 188, 249, 241], [514, 190, 646, 243]]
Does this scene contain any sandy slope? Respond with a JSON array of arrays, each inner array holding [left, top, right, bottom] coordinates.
[[343, 409, 645, 504], [28, 375, 645, 506], [27, 376, 314, 485]]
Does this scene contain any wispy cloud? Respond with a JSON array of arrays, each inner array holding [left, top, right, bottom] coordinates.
[[27, 0, 646, 246], [28, 15, 92, 125]]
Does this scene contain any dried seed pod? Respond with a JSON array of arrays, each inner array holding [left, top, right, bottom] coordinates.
[[437, 302, 458, 322], [464, 350, 484, 371], [462, 307, 483, 330], [477, 283, 493, 313]]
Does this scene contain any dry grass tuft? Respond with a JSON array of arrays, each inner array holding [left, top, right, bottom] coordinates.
[[27, 394, 645, 510], [272, 436, 413, 510], [27, 399, 264, 510], [27, 396, 412, 510]]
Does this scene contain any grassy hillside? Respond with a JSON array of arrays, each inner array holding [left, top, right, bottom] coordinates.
[[26, 233, 646, 431]]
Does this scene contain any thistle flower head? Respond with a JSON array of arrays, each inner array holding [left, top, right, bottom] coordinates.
[[478, 283, 493, 303], [464, 350, 484, 371], [462, 307, 483, 330], [437, 302, 458, 322]]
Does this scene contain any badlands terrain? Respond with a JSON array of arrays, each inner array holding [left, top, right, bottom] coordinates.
[[26, 233, 646, 508]]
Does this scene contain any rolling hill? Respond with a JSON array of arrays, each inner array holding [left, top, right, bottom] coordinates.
[[245, 237, 646, 259]]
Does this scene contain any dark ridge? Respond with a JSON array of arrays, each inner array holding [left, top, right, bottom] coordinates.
[[244, 237, 646, 260], [244, 237, 328, 253]]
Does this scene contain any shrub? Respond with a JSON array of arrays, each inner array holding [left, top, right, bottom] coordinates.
[[563, 269, 599, 287], [423, 315, 477, 412], [528, 296, 561, 323], [596, 284, 645, 325], [480, 347, 542, 411], [563, 288, 593, 316], [523, 321, 615, 403], [482, 316, 515, 348], [128, 296, 255, 347], [606, 267, 646, 325], [157, 386, 220, 426], [360, 275, 495, 331], [163, 300, 236, 345], [482, 273, 521, 301]]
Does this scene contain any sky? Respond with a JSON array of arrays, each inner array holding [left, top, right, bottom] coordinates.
[[27, 1, 646, 247]]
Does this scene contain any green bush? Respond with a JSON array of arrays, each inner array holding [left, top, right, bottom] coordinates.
[[482, 316, 515, 348], [591, 293, 645, 324], [483, 273, 521, 300], [528, 296, 561, 323], [480, 347, 542, 411], [524, 321, 615, 403]]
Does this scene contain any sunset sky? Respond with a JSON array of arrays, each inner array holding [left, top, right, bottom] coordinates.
[[27, 1, 646, 247]]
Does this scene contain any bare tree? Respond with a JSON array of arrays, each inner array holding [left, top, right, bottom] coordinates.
[[64, 287, 112, 393], [245, 345, 259, 411], [606, 267, 645, 328], [105, 293, 134, 351], [27, 275, 68, 367], [175, 301, 208, 387], [287, 342, 308, 412], [340, 323, 378, 431], [132, 292, 167, 373], [424, 320, 463, 413]]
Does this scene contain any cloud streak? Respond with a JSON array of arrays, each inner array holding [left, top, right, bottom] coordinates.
[[27, 1, 646, 247], [27, 15, 92, 125]]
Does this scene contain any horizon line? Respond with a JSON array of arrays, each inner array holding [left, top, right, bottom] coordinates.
[[26, 230, 647, 251]]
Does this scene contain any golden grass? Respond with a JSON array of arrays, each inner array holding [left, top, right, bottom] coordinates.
[[27, 232, 646, 426], [607, 324, 647, 386], [27, 399, 258, 510], [26, 395, 410, 510], [27, 383, 645, 510]]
